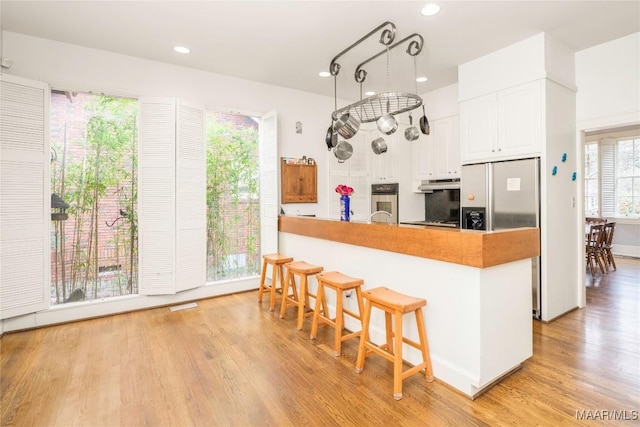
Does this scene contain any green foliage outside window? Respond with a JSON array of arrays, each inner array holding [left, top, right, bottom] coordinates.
[[51, 93, 138, 304], [205, 114, 260, 281]]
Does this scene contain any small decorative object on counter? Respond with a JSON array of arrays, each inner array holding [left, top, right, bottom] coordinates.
[[335, 184, 354, 222]]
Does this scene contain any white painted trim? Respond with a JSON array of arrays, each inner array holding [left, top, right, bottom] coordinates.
[[613, 245, 640, 259], [577, 112, 640, 133]]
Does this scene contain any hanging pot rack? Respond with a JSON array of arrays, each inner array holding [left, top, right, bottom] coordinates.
[[329, 22, 424, 124]]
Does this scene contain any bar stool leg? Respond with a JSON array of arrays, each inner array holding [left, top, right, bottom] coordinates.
[[279, 269, 293, 319], [393, 310, 404, 400], [333, 288, 347, 356], [268, 264, 279, 311], [258, 259, 268, 304], [384, 311, 393, 353], [310, 283, 325, 340], [355, 299, 372, 373], [415, 308, 434, 381], [296, 274, 308, 330]]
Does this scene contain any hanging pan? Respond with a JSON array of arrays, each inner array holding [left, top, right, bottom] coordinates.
[[404, 113, 420, 141], [325, 122, 337, 150], [419, 105, 430, 135], [333, 140, 353, 163], [334, 113, 360, 139], [371, 137, 388, 155]]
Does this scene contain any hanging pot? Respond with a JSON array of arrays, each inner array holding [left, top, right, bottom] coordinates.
[[333, 140, 353, 162], [404, 114, 420, 141], [376, 113, 397, 135], [419, 105, 430, 135], [371, 137, 388, 155], [325, 123, 337, 150], [333, 113, 360, 139]]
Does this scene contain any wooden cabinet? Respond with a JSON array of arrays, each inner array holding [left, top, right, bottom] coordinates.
[[281, 159, 317, 203], [460, 80, 543, 163]]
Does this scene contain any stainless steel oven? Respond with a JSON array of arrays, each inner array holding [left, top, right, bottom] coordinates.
[[370, 183, 398, 224]]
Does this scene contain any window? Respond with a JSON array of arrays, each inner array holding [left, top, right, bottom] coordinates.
[[50, 91, 138, 304], [584, 129, 640, 219], [205, 111, 260, 281], [616, 138, 640, 216]]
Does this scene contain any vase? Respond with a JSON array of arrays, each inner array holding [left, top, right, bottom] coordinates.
[[340, 195, 350, 222]]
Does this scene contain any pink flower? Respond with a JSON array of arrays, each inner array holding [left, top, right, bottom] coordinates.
[[335, 184, 354, 196]]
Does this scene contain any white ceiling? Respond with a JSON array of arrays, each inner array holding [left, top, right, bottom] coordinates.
[[2, 1, 639, 101]]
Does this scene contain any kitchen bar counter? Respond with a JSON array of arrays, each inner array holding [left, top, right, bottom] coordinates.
[[278, 216, 539, 268], [278, 215, 538, 399]]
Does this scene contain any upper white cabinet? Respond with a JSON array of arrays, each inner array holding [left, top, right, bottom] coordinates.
[[460, 80, 543, 163], [328, 132, 370, 221], [411, 115, 460, 189], [370, 131, 398, 183], [431, 116, 460, 179]]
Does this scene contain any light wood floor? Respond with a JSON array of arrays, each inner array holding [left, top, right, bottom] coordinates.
[[2, 257, 639, 426]]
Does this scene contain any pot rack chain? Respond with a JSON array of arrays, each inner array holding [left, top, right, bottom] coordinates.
[[354, 33, 424, 84]]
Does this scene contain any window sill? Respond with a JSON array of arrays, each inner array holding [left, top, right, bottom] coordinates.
[[606, 217, 640, 225]]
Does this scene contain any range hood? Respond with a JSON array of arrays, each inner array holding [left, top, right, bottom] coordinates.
[[418, 179, 461, 192]]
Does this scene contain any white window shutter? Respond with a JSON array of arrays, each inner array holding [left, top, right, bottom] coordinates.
[[138, 98, 176, 295], [175, 100, 206, 292], [260, 111, 278, 256], [600, 138, 616, 217], [0, 74, 50, 319]]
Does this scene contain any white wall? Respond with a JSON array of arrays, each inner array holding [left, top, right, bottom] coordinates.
[[576, 32, 640, 258], [2, 31, 339, 217], [576, 32, 640, 130]]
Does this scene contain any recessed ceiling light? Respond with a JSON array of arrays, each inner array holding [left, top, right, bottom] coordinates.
[[319, 71, 331, 77], [365, 91, 376, 96], [416, 76, 428, 83], [421, 3, 440, 16], [174, 46, 191, 54]]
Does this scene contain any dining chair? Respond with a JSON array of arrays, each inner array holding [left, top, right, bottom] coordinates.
[[585, 216, 607, 225], [586, 223, 607, 276], [602, 222, 617, 271]]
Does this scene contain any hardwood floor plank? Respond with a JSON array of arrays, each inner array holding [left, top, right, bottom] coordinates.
[[1, 257, 638, 426]]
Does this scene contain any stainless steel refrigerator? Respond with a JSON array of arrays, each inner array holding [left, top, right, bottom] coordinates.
[[460, 158, 541, 319]]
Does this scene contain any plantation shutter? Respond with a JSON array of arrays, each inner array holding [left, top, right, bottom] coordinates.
[[138, 98, 177, 295], [0, 74, 50, 319], [600, 138, 616, 217], [175, 100, 206, 292], [260, 111, 278, 255]]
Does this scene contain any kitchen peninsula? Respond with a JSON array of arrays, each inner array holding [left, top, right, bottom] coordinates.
[[278, 216, 540, 398]]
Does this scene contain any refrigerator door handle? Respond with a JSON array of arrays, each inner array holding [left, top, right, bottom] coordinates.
[[486, 162, 493, 231]]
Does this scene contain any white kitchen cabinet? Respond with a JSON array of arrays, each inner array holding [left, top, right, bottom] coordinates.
[[460, 80, 543, 163], [411, 115, 460, 190], [431, 116, 460, 179], [370, 131, 398, 183], [412, 133, 432, 182], [328, 132, 370, 221]]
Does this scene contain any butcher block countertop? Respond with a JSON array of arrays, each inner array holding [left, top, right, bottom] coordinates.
[[278, 216, 540, 269]]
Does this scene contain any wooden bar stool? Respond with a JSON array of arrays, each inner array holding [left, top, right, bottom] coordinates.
[[279, 261, 325, 330], [355, 286, 434, 400], [310, 271, 364, 356], [258, 253, 293, 311]]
